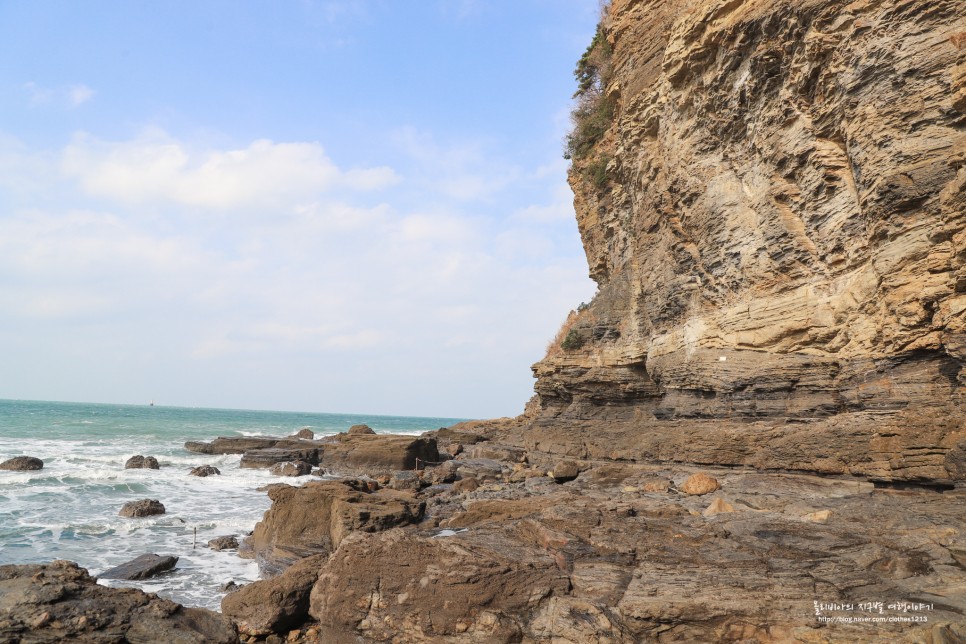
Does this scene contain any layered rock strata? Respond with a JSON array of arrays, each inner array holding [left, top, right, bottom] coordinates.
[[532, 0, 966, 483]]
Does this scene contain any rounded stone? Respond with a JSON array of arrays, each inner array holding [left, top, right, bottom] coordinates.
[[680, 473, 721, 495], [119, 499, 166, 518], [0, 456, 44, 471]]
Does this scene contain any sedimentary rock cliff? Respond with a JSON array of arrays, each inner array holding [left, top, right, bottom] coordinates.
[[531, 0, 966, 484]]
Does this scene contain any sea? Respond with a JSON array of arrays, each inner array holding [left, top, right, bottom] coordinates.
[[0, 398, 465, 611]]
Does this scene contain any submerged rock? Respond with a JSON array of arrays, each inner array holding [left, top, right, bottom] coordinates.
[[99, 553, 178, 580], [118, 499, 166, 518], [208, 535, 240, 551], [0, 560, 236, 643], [189, 464, 221, 477], [0, 456, 43, 471], [124, 455, 160, 469], [269, 460, 313, 477], [241, 447, 320, 469]]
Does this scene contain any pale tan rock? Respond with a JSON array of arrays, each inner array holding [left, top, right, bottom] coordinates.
[[804, 509, 831, 523], [680, 473, 720, 495], [702, 498, 736, 517]]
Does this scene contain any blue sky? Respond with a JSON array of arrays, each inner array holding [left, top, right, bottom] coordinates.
[[0, 1, 599, 418]]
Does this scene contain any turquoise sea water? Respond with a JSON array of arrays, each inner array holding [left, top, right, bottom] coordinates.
[[0, 398, 465, 610]]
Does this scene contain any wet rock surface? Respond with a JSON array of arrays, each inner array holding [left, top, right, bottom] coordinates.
[[118, 498, 166, 518], [269, 460, 313, 477], [0, 560, 237, 643], [0, 456, 43, 471], [189, 464, 221, 477], [99, 553, 178, 580], [209, 536, 240, 551], [124, 455, 160, 469]]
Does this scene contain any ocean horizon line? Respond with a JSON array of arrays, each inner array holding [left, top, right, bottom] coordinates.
[[0, 396, 475, 424]]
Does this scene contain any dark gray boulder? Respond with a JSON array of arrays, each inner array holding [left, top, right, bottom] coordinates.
[[119, 499, 165, 518], [124, 455, 160, 469], [0, 456, 43, 471], [99, 553, 178, 580], [208, 536, 240, 551]]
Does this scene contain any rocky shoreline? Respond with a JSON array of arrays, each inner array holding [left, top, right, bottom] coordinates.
[[2, 421, 964, 643]]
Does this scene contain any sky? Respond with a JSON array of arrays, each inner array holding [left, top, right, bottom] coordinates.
[[0, 0, 600, 419]]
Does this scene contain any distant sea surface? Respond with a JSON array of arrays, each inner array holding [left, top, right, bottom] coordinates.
[[0, 398, 466, 610]]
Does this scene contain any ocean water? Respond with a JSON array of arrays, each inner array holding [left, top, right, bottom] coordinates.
[[0, 398, 465, 611]]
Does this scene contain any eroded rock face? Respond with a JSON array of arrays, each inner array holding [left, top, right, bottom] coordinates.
[[0, 560, 237, 643], [222, 554, 327, 637], [530, 0, 966, 484], [300, 463, 966, 642], [247, 479, 425, 575], [308, 528, 571, 642], [320, 435, 440, 476]]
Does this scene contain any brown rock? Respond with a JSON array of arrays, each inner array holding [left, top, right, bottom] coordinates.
[[209, 535, 240, 551], [308, 528, 570, 641], [551, 460, 580, 482], [0, 456, 43, 471], [222, 554, 327, 636], [124, 455, 159, 469], [452, 477, 479, 494], [347, 424, 375, 435], [190, 465, 221, 476], [680, 473, 721, 496], [522, 0, 966, 485], [118, 499, 166, 517], [702, 498, 736, 517], [0, 560, 236, 643], [293, 427, 315, 439], [642, 478, 671, 493], [269, 460, 313, 477], [247, 480, 425, 575], [320, 435, 439, 476]]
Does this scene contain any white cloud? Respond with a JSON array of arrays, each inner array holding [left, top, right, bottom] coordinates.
[[62, 130, 398, 209], [1, 126, 596, 417]]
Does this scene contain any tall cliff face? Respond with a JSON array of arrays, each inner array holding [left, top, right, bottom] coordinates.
[[530, 0, 966, 483]]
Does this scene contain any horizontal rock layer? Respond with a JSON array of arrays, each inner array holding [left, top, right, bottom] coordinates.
[[532, 0, 966, 483]]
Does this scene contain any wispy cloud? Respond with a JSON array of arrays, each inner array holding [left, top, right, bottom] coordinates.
[[23, 82, 95, 109]]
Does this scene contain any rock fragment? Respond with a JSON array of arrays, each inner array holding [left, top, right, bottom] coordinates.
[[680, 473, 721, 495]]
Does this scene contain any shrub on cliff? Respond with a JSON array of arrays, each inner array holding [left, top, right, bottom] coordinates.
[[564, 16, 615, 161]]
